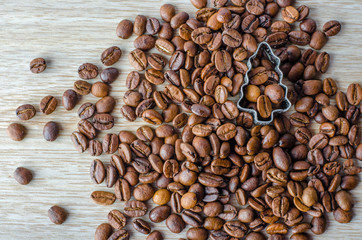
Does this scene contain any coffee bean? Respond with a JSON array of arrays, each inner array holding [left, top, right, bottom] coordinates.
[[145, 68, 165, 85], [166, 214, 185, 233], [149, 205, 171, 223], [282, 6, 299, 24], [323, 20, 341, 37], [7, 123, 26, 141], [101, 46, 122, 66], [315, 52, 330, 73], [223, 220, 247, 238], [116, 19, 133, 39], [93, 113, 114, 130], [289, 31, 311, 46], [92, 81, 109, 97], [346, 83, 362, 106], [129, 49, 148, 71], [13, 167, 33, 185], [78, 63, 98, 79], [155, 39, 175, 55], [62, 89, 78, 111], [95, 223, 113, 240], [134, 35, 156, 51], [43, 121, 59, 141], [108, 209, 127, 230], [91, 191, 116, 206], [39, 96, 58, 115], [16, 104, 36, 120], [124, 200, 147, 217], [77, 102, 95, 119], [48, 206, 67, 224], [30, 57, 46, 73], [148, 53, 166, 70], [100, 67, 119, 84], [310, 31, 328, 50], [246, 0, 264, 16], [171, 12, 189, 29]]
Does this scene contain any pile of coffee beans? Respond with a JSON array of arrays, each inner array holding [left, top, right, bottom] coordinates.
[[7, 0, 361, 239]]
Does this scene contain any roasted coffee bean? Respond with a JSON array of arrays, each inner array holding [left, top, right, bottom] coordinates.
[[136, 99, 155, 117], [48, 206, 67, 225], [288, 31, 311, 46], [257, 95, 272, 118], [334, 207, 352, 223], [40, 95, 57, 114], [171, 11, 189, 29], [115, 179, 131, 201], [222, 29, 242, 47], [43, 121, 59, 142], [124, 200, 147, 217], [90, 159, 105, 184], [13, 167, 33, 185], [155, 39, 175, 55], [62, 89, 78, 111], [74, 80, 92, 96], [310, 31, 328, 50], [91, 191, 116, 206], [78, 102, 95, 119], [71, 131, 88, 153], [129, 49, 148, 71], [346, 83, 362, 106], [30, 57, 46, 73], [192, 27, 213, 45], [323, 20, 341, 37], [95, 223, 113, 240], [134, 35, 156, 50], [282, 6, 299, 24], [108, 210, 127, 230], [101, 46, 122, 66], [78, 63, 98, 79], [78, 119, 96, 139], [16, 104, 36, 120], [116, 19, 133, 39], [108, 230, 129, 240], [91, 82, 109, 98], [102, 134, 119, 154], [242, 15, 260, 33], [145, 68, 165, 85], [148, 53, 166, 71], [266, 32, 288, 48], [133, 218, 151, 234], [93, 113, 114, 130], [166, 214, 185, 233], [315, 52, 330, 73]]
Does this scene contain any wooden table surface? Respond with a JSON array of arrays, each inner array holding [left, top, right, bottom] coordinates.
[[0, 0, 361, 239]]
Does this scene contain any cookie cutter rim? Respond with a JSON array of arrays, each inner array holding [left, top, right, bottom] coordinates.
[[237, 42, 292, 125]]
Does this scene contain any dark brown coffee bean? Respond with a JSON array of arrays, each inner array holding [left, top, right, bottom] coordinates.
[[266, 32, 288, 48], [78, 63, 98, 80], [145, 68, 165, 85], [43, 121, 59, 142], [71, 131, 88, 153], [62, 89, 78, 111], [289, 31, 311, 46], [16, 104, 36, 120], [134, 35, 156, 50], [124, 200, 147, 218], [133, 218, 151, 234], [223, 220, 248, 238], [297, 5, 309, 21], [191, 27, 212, 45], [315, 52, 330, 73], [78, 102, 95, 119], [121, 105, 136, 122], [40, 96, 57, 114], [91, 191, 116, 205], [108, 209, 127, 230], [323, 20, 341, 37], [73, 80, 91, 96], [149, 205, 171, 223], [108, 230, 129, 240], [146, 17, 161, 35], [96, 96, 116, 114], [93, 113, 114, 130], [116, 19, 133, 39], [30, 57, 46, 73], [242, 15, 260, 33], [166, 214, 185, 233], [310, 31, 328, 50], [271, 21, 291, 33], [101, 46, 122, 66], [48, 206, 67, 225], [246, 0, 265, 15], [13, 167, 33, 185]]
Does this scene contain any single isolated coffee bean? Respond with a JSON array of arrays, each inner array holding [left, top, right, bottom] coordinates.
[[78, 63, 98, 80], [30, 57, 46, 73], [101, 46, 122, 66], [40, 95, 57, 114], [43, 121, 59, 141], [7, 123, 26, 141], [48, 206, 67, 224], [116, 19, 133, 39], [16, 104, 36, 120], [13, 167, 33, 185]]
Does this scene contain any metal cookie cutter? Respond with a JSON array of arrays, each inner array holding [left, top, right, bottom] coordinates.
[[237, 42, 292, 125]]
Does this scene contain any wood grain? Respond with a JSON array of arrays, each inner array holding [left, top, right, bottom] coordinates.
[[0, 0, 361, 239]]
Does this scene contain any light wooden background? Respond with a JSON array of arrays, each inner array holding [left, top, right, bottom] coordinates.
[[0, 0, 361, 239]]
